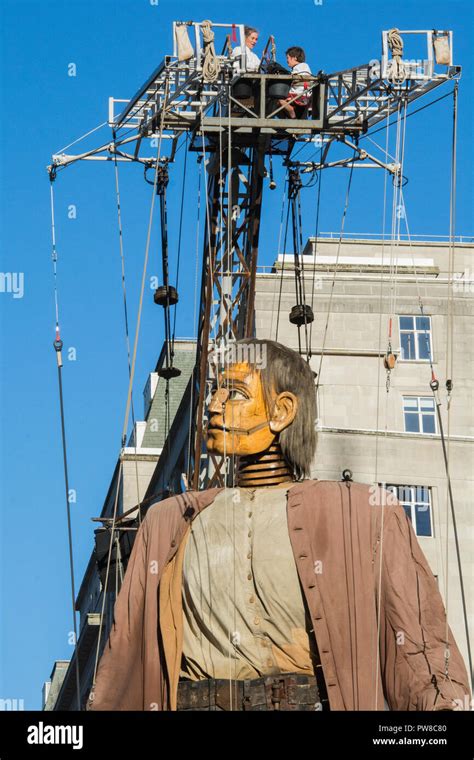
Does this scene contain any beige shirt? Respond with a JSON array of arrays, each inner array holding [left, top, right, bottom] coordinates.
[[180, 486, 315, 680]]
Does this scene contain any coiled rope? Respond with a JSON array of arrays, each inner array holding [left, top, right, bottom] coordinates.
[[201, 20, 220, 83], [387, 28, 406, 85]]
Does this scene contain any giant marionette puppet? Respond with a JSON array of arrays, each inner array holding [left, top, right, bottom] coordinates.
[[88, 339, 469, 711]]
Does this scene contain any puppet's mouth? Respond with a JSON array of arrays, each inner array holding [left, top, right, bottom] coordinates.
[[206, 420, 270, 436], [206, 424, 228, 433]]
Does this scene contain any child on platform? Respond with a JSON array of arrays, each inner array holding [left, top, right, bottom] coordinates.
[[279, 46, 312, 119]]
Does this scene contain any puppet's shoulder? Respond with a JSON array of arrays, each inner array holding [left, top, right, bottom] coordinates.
[[296, 479, 399, 512]]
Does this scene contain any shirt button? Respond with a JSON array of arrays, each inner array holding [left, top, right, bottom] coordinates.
[[247, 573, 252, 580], [247, 552, 251, 559], [248, 531, 252, 538], [249, 595, 255, 603], [248, 512, 253, 517], [266, 659, 273, 667], [254, 617, 260, 625]]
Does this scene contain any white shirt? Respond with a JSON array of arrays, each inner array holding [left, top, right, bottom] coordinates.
[[290, 62, 312, 96], [232, 45, 261, 72]]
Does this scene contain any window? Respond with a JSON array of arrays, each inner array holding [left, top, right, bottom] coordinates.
[[386, 484, 433, 537], [403, 396, 437, 434], [399, 315, 432, 361]]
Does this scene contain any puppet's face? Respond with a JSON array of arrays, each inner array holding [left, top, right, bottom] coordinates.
[[206, 362, 297, 456]]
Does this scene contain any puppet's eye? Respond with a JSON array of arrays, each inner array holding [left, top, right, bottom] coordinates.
[[227, 388, 247, 401]]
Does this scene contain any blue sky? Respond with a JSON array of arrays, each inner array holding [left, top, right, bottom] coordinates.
[[0, 0, 472, 709]]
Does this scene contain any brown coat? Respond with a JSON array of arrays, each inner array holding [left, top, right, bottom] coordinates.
[[87, 480, 469, 711]]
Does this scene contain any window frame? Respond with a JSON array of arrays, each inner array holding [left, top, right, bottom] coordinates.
[[403, 395, 437, 434], [398, 314, 433, 362], [386, 484, 434, 537]]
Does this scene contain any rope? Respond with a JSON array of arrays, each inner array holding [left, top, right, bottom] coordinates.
[[155, 133, 188, 474], [373, 101, 391, 708], [446, 85, 458, 385], [363, 89, 455, 141], [112, 131, 142, 524], [275, 186, 292, 342], [156, 164, 174, 450], [49, 179, 82, 710], [441, 82, 473, 685], [226, 86, 232, 349], [49, 180, 60, 330], [171, 134, 189, 350], [290, 173, 311, 359], [387, 28, 406, 85], [290, 176, 303, 356], [386, 99, 407, 392], [309, 147, 323, 353], [121, 81, 167, 438], [186, 166, 202, 483], [296, 177, 311, 359], [387, 101, 402, 335], [316, 155, 356, 390], [55, 121, 108, 156], [442, 84, 457, 665], [373, 96, 410, 703], [270, 176, 289, 340], [224, 90, 236, 709], [364, 134, 397, 164], [189, 94, 217, 491], [55, 352, 82, 710], [201, 20, 220, 83], [431, 381, 473, 685], [374, 98, 407, 706]]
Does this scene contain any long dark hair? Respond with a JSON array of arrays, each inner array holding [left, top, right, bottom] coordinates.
[[235, 338, 317, 479]]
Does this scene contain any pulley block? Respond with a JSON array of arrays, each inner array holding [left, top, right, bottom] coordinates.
[[289, 304, 314, 326], [158, 365, 182, 380], [154, 285, 179, 306]]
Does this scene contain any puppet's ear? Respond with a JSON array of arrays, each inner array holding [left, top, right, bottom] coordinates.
[[268, 391, 298, 433]]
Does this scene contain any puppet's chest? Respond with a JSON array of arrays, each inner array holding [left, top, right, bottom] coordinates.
[[181, 487, 313, 680]]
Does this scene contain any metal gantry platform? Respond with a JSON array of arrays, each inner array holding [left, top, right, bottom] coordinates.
[[50, 24, 460, 173]]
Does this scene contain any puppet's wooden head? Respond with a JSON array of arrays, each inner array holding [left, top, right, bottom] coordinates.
[[206, 339, 317, 481]]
